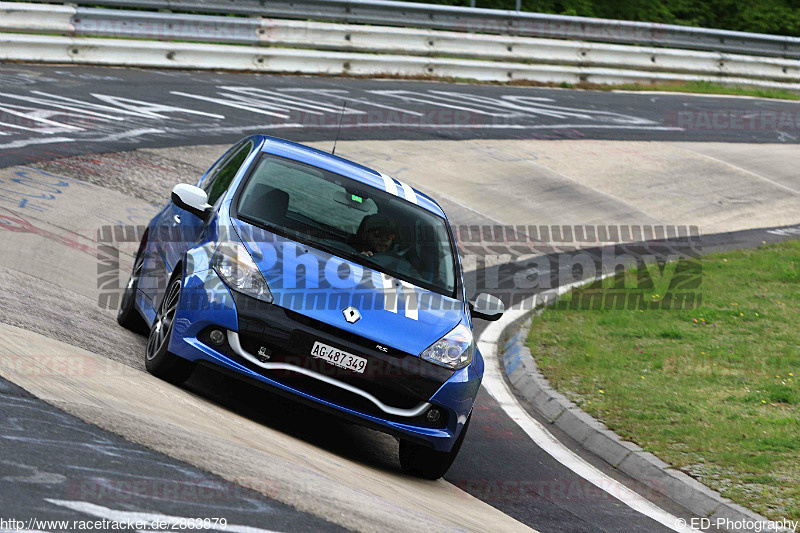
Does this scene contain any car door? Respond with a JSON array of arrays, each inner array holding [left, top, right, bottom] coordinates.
[[141, 141, 251, 306], [166, 140, 254, 270]]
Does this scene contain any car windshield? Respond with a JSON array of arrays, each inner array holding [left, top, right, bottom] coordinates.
[[235, 153, 457, 297]]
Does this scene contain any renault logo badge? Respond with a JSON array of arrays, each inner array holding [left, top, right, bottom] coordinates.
[[256, 346, 271, 362], [343, 307, 361, 324]]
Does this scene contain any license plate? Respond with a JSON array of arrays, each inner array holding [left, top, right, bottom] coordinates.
[[310, 341, 367, 374]]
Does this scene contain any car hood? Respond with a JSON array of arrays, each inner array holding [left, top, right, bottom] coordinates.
[[231, 218, 464, 355]]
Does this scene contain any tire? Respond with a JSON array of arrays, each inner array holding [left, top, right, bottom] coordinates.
[[117, 235, 149, 334], [145, 276, 194, 385], [399, 414, 471, 480]]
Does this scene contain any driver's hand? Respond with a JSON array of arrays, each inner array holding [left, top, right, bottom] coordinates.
[[360, 250, 374, 257]]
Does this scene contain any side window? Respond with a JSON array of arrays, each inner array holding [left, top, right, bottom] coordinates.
[[206, 142, 252, 205], [200, 143, 240, 192]]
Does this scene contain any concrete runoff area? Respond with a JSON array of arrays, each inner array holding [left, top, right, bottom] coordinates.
[[0, 375, 349, 533], [323, 140, 800, 233], [118, 140, 800, 233], [3, 135, 799, 395], [0, 150, 529, 533], [1, 138, 799, 531]]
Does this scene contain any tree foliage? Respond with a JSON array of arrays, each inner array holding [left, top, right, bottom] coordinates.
[[430, 0, 800, 37]]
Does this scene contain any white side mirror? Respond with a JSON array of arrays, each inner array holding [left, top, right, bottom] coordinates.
[[171, 184, 211, 219], [469, 293, 505, 321]]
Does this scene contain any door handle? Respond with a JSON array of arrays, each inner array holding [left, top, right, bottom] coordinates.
[[173, 215, 181, 224]]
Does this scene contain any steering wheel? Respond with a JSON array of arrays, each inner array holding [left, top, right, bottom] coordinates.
[[368, 251, 423, 279]]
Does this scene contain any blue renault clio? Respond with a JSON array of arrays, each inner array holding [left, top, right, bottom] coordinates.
[[118, 135, 504, 479]]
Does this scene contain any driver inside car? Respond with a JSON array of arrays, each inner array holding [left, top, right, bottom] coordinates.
[[351, 214, 396, 257]]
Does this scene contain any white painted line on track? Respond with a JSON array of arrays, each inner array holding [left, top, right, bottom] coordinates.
[[0, 136, 75, 149], [45, 500, 282, 533], [180, 124, 684, 137], [476, 282, 700, 533], [610, 90, 800, 103], [517, 124, 683, 131], [170, 91, 290, 119], [368, 90, 517, 116], [527, 160, 667, 222], [435, 191, 507, 225], [0, 122, 686, 151], [221, 87, 367, 115], [87, 128, 166, 143], [676, 146, 800, 195], [278, 88, 428, 117]]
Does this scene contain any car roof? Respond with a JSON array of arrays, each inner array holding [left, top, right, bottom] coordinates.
[[257, 136, 447, 219]]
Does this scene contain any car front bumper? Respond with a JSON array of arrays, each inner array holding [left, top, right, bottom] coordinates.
[[166, 268, 482, 452]]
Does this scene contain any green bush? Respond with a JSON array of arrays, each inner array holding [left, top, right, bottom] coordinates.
[[420, 0, 800, 37]]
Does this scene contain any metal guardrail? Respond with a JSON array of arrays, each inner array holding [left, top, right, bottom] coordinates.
[[2, 2, 799, 90], [22, 0, 800, 59], [6, 32, 800, 92], [3, 2, 799, 84]]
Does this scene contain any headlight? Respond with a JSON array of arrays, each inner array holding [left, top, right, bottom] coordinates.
[[212, 241, 273, 303], [420, 323, 474, 370]]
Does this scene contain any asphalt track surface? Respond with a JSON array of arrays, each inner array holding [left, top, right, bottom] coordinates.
[[1, 63, 799, 532], [0, 376, 347, 532], [1, 64, 800, 170], [9, 220, 800, 532]]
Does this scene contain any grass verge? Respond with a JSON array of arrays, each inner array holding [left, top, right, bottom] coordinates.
[[527, 240, 800, 520], [570, 80, 800, 100]]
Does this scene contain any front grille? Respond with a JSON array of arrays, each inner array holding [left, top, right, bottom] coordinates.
[[284, 308, 406, 358], [238, 329, 424, 410], [208, 293, 455, 425], [199, 327, 446, 427], [265, 370, 447, 428]]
